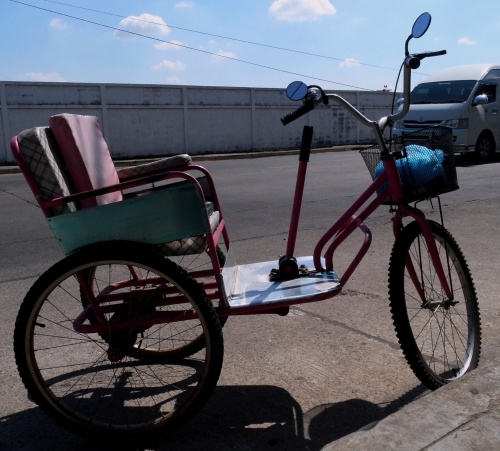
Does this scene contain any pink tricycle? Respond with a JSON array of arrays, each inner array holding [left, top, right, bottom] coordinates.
[[12, 13, 480, 442]]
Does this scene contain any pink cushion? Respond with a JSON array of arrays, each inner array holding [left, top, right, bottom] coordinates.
[[49, 114, 122, 209]]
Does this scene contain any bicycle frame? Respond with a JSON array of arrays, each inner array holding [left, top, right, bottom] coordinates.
[[311, 153, 453, 300], [285, 123, 453, 294], [67, 39, 453, 333], [71, 143, 453, 337], [69, 93, 454, 335], [282, 88, 454, 301]]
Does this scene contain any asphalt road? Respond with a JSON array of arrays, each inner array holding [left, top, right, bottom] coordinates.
[[1, 151, 500, 450]]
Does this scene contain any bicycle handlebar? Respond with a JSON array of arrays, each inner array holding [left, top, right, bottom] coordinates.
[[418, 49, 447, 58], [406, 49, 447, 69], [281, 87, 327, 125], [280, 45, 446, 148], [385, 48, 447, 129], [281, 100, 315, 125]]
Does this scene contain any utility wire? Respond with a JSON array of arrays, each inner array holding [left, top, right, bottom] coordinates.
[[9, 0, 389, 90], [38, 0, 402, 73]]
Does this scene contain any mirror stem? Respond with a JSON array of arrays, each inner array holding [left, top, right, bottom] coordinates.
[[404, 36, 411, 56]]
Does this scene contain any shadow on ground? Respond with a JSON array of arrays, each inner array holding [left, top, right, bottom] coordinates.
[[1, 383, 427, 451]]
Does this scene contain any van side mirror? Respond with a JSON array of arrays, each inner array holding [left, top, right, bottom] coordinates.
[[473, 94, 489, 106], [396, 97, 405, 106]]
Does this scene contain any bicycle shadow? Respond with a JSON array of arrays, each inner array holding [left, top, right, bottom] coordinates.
[[0, 383, 427, 450], [176, 383, 427, 451]]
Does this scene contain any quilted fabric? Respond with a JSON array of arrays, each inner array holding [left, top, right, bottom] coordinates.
[[155, 210, 220, 256], [17, 127, 76, 215], [117, 154, 192, 181]]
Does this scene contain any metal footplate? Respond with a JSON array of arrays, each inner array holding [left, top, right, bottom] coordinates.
[[222, 256, 342, 309]]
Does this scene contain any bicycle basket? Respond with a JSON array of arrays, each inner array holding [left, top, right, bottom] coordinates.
[[359, 126, 458, 203]]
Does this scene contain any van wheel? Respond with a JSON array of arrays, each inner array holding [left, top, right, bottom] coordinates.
[[475, 132, 495, 163]]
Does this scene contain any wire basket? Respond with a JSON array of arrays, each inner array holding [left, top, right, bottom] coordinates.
[[360, 126, 458, 203]]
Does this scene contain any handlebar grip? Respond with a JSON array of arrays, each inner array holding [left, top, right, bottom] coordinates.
[[425, 49, 447, 57], [281, 101, 315, 126], [415, 50, 447, 60]]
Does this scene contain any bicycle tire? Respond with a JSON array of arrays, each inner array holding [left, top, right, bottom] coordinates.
[[388, 220, 481, 390], [14, 243, 224, 441]]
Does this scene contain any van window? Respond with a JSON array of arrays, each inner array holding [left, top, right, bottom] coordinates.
[[410, 80, 476, 104], [485, 69, 500, 80], [474, 82, 497, 103]]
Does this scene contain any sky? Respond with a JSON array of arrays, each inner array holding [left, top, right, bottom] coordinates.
[[2, 0, 500, 91]]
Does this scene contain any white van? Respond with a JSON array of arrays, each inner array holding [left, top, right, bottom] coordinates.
[[392, 64, 500, 161]]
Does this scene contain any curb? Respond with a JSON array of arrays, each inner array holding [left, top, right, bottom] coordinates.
[[0, 145, 366, 175], [323, 351, 500, 450]]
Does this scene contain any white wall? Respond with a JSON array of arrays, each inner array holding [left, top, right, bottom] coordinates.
[[0, 81, 398, 163]]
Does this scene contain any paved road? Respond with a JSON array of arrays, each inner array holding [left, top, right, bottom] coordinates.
[[1, 152, 500, 450]]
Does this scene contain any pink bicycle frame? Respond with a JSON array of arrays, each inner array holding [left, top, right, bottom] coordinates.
[[316, 155, 452, 300], [67, 139, 453, 333]]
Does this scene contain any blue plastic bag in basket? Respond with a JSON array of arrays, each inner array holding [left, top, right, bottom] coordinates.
[[374, 144, 445, 194]]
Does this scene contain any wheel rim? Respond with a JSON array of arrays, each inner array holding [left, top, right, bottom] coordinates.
[[477, 136, 492, 160], [403, 231, 478, 382], [21, 256, 219, 435]]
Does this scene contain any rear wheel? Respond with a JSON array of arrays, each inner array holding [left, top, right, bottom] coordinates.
[[388, 220, 481, 390], [14, 244, 224, 441]]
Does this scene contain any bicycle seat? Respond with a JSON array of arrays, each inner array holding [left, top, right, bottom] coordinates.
[[12, 114, 225, 257]]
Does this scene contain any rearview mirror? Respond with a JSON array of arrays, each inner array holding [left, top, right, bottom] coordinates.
[[412, 12, 431, 39], [286, 81, 308, 101], [473, 94, 489, 106], [406, 12, 431, 55]]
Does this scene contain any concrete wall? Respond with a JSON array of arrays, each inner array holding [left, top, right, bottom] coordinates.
[[0, 81, 398, 163]]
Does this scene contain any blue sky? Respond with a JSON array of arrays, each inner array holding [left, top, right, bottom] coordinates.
[[2, 0, 500, 91]]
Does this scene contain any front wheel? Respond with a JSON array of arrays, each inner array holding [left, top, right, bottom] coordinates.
[[475, 132, 495, 163], [388, 220, 481, 390]]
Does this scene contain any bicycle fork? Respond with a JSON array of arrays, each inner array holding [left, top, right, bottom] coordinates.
[[393, 205, 453, 302]]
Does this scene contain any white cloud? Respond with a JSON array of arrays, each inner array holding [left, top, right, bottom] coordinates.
[[269, 0, 337, 22], [26, 72, 67, 82], [152, 60, 186, 71], [49, 18, 67, 30], [175, 2, 194, 8], [115, 13, 169, 40], [458, 37, 477, 45], [166, 76, 181, 84], [211, 50, 237, 62], [154, 40, 185, 51], [340, 58, 360, 68]]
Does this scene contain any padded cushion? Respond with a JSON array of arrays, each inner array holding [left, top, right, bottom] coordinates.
[[17, 127, 75, 215], [117, 154, 192, 181], [155, 210, 220, 256], [49, 114, 122, 209]]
